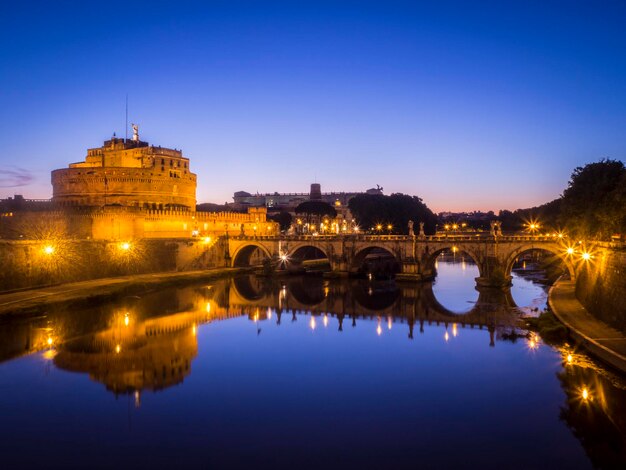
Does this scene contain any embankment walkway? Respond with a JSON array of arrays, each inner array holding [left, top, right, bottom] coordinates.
[[549, 279, 626, 374], [0, 268, 241, 317]]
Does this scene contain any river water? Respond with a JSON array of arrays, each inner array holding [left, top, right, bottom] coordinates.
[[0, 255, 624, 469]]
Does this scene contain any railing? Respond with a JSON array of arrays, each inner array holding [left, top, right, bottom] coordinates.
[[229, 233, 624, 246]]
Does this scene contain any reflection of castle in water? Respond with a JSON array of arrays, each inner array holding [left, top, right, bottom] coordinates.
[[54, 311, 204, 395], [0, 276, 544, 395]]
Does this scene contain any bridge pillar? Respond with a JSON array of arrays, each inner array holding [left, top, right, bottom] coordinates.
[[475, 257, 512, 288], [326, 255, 350, 278], [396, 261, 436, 282]]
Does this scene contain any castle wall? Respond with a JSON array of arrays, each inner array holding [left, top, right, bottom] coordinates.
[[52, 168, 196, 209], [1, 206, 275, 241], [0, 238, 230, 291]]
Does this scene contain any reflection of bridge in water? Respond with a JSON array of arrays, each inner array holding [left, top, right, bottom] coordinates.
[[221, 275, 524, 345], [0, 275, 534, 396], [227, 234, 587, 287]]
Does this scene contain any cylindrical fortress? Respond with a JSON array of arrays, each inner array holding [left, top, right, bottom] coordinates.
[[51, 135, 197, 210]]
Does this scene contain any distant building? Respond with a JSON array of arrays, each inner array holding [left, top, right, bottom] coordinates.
[[231, 183, 383, 212], [0, 194, 52, 213]]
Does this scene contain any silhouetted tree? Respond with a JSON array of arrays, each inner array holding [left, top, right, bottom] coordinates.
[[559, 159, 625, 239], [268, 211, 293, 232], [295, 201, 337, 225], [348, 193, 437, 234]]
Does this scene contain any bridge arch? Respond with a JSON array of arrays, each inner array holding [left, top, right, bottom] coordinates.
[[503, 244, 575, 281], [425, 245, 484, 279], [350, 245, 401, 277], [288, 244, 330, 263], [231, 243, 272, 268]]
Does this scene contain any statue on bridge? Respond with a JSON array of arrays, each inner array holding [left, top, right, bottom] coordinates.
[[419, 222, 426, 239], [490, 220, 503, 237], [240, 223, 245, 237], [408, 220, 414, 237]]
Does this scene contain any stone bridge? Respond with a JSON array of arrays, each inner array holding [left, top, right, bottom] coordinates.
[[226, 234, 594, 288]]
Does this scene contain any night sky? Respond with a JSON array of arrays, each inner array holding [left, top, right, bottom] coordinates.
[[1, 1, 625, 212]]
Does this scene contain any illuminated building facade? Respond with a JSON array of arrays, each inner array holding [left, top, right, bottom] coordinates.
[[52, 130, 196, 210]]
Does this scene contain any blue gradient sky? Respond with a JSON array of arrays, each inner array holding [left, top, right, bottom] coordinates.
[[1, 1, 624, 212]]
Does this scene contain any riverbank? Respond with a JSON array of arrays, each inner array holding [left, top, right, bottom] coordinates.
[[549, 278, 626, 374], [0, 267, 245, 317]]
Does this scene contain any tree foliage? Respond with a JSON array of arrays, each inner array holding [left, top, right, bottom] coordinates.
[[295, 201, 337, 218], [498, 159, 625, 239], [268, 211, 293, 231], [348, 193, 437, 235], [559, 159, 625, 239]]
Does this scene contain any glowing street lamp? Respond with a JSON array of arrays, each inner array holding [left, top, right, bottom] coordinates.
[[581, 252, 591, 261], [119, 242, 131, 251], [43, 245, 55, 255]]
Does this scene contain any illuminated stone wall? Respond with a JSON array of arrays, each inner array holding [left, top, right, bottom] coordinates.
[[0, 238, 230, 291], [0, 206, 275, 240], [576, 248, 626, 333]]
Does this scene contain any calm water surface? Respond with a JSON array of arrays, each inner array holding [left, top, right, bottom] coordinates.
[[1, 256, 624, 469]]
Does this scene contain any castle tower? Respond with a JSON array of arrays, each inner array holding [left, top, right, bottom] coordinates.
[[51, 134, 197, 210]]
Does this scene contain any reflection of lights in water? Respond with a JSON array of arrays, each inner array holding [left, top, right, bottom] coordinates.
[[435, 260, 438, 269], [567, 354, 573, 364], [452, 323, 458, 337], [310, 316, 316, 330], [192, 324, 197, 336], [42, 349, 56, 360], [527, 334, 540, 350], [324, 287, 329, 297], [582, 387, 589, 401], [522, 260, 526, 270], [267, 307, 272, 320], [444, 331, 449, 342], [368, 288, 373, 296], [47, 337, 53, 346], [206, 302, 211, 314], [134, 390, 141, 408], [323, 315, 328, 327], [387, 316, 392, 330], [115, 344, 121, 354], [377, 324, 382, 336], [124, 312, 130, 326], [461, 259, 466, 271], [368, 273, 373, 281]]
